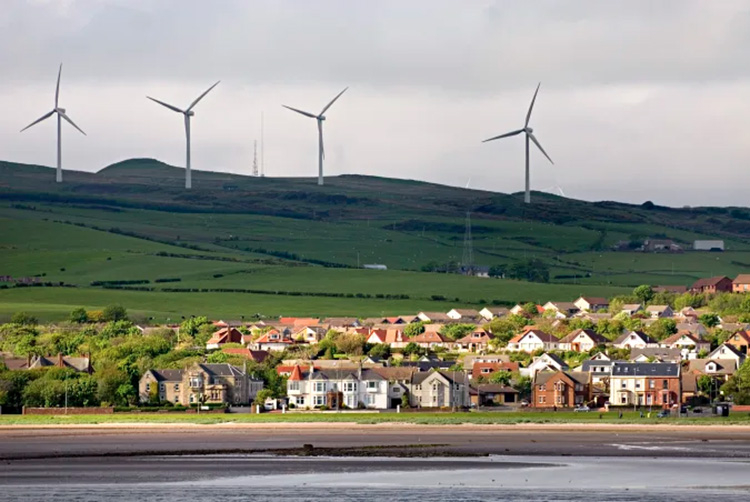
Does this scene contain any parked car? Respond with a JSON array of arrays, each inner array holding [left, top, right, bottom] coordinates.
[[520, 399, 530, 408], [657, 410, 671, 418], [692, 407, 702, 414], [573, 405, 591, 412]]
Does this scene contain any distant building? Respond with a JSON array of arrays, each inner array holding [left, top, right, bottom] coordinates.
[[690, 276, 732, 294], [363, 264, 387, 270], [733, 275, 750, 293], [642, 239, 683, 253], [693, 240, 725, 251]]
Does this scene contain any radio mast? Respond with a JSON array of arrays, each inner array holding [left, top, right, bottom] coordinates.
[[252, 140, 259, 177]]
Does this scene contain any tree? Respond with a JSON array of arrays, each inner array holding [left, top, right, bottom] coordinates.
[[10, 312, 38, 326], [440, 324, 476, 341], [489, 371, 512, 386], [697, 375, 714, 398], [69, 307, 89, 324], [722, 359, 750, 404], [101, 304, 128, 322], [521, 302, 539, 318], [633, 285, 654, 304], [646, 318, 677, 341], [403, 342, 423, 357], [334, 333, 366, 356], [674, 292, 705, 310], [400, 392, 409, 408], [512, 374, 532, 399], [488, 265, 507, 278], [368, 343, 391, 359], [699, 313, 720, 328], [404, 322, 426, 338]]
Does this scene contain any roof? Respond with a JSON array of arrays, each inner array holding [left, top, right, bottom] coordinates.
[[0, 355, 29, 371], [511, 328, 558, 344], [734, 274, 750, 285], [653, 285, 688, 294], [545, 302, 578, 311], [687, 359, 735, 375], [471, 384, 518, 395], [611, 362, 679, 377], [534, 370, 589, 386], [289, 365, 303, 381], [621, 304, 643, 311], [481, 307, 509, 316], [472, 361, 519, 378], [197, 363, 245, 377], [412, 331, 451, 343], [578, 297, 609, 305], [449, 308, 480, 316], [371, 367, 418, 381], [457, 330, 494, 344], [412, 370, 468, 385], [559, 329, 608, 345], [206, 327, 243, 345], [418, 312, 452, 322], [662, 332, 701, 345], [28, 355, 91, 372], [691, 276, 731, 289], [646, 305, 671, 313], [630, 347, 682, 361], [279, 317, 320, 326], [581, 360, 614, 371], [221, 348, 270, 363], [149, 369, 185, 382], [710, 343, 744, 358], [614, 330, 656, 345]]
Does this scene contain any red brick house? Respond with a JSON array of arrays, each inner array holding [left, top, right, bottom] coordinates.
[[532, 370, 591, 408], [690, 276, 732, 294], [205, 327, 244, 350], [471, 362, 520, 381]]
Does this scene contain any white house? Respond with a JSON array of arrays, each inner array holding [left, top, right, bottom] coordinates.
[[645, 305, 674, 319], [479, 307, 509, 321], [507, 329, 560, 353], [574, 296, 610, 313], [446, 308, 480, 320], [524, 352, 569, 379], [286, 365, 389, 409], [558, 329, 608, 352], [708, 344, 745, 369], [620, 304, 644, 316], [660, 333, 710, 353], [542, 302, 579, 319], [612, 331, 658, 350]]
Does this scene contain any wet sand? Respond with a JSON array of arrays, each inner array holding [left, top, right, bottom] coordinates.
[[3, 423, 750, 460]]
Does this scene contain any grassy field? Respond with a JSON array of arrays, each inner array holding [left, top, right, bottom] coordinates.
[[2, 158, 750, 320], [0, 410, 744, 426]]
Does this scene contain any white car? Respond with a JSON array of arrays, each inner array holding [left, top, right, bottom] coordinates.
[[573, 405, 591, 412]]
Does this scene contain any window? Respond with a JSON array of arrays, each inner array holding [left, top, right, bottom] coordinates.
[[621, 396, 626, 404], [159, 384, 165, 391], [173, 384, 180, 392], [314, 382, 326, 393], [539, 384, 546, 391], [367, 381, 379, 390], [432, 395, 437, 404], [662, 380, 668, 390], [343, 382, 357, 393], [145, 383, 150, 391], [556, 395, 562, 404], [482, 368, 491, 374], [621, 381, 627, 389], [539, 396, 546, 403], [289, 381, 299, 391], [392, 386, 400, 393], [297, 396, 305, 406], [314, 396, 325, 407], [190, 377, 203, 388], [635, 381, 641, 389], [365, 395, 375, 405]]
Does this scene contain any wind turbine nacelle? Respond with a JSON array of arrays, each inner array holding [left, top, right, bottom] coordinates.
[[525, 127, 533, 133], [318, 115, 326, 121], [56, 108, 66, 114], [186, 110, 195, 117]]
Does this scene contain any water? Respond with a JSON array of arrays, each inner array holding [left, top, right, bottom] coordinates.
[[2, 455, 749, 501]]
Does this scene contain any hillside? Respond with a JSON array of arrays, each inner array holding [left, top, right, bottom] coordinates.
[[0, 158, 749, 320]]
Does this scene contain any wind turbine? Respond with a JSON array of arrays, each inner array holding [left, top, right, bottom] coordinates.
[[283, 87, 347, 186], [20, 64, 86, 183], [147, 81, 220, 189], [483, 83, 553, 204]]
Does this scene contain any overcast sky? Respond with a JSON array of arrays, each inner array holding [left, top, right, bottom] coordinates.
[[1, 0, 749, 206]]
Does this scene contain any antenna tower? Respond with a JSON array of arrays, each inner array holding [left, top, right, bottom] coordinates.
[[461, 211, 474, 275], [260, 111, 265, 177], [252, 140, 259, 177]]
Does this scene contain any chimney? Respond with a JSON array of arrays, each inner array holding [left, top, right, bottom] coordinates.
[[26, 353, 31, 368], [57, 352, 64, 368]]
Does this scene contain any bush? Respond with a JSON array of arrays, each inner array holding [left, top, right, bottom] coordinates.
[[102, 304, 128, 322], [69, 307, 89, 324], [11, 311, 38, 326]]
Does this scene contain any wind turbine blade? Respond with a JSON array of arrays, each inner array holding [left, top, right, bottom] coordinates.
[[282, 105, 317, 119], [528, 132, 553, 164], [482, 129, 524, 142], [147, 96, 185, 114], [319, 87, 348, 116], [60, 112, 86, 136], [525, 82, 541, 127], [20, 110, 55, 132], [55, 63, 62, 108], [187, 80, 220, 112], [318, 120, 325, 160]]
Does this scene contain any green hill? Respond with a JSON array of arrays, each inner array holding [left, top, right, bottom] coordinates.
[[0, 158, 748, 321]]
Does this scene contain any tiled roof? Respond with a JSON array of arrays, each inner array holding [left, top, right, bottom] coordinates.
[[611, 362, 679, 377]]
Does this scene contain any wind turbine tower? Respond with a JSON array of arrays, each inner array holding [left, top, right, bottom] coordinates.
[[20, 64, 86, 183], [483, 83, 553, 204], [283, 88, 348, 186], [147, 81, 220, 189], [461, 212, 474, 275]]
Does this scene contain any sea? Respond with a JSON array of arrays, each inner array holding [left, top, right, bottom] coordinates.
[[2, 455, 749, 502]]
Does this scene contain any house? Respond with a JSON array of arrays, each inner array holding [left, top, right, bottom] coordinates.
[[366, 328, 408, 348], [693, 240, 724, 252], [220, 348, 270, 364], [371, 367, 418, 408], [733, 274, 750, 293], [674, 323, 708, 337], [542, 302, 579, 318], [507, 328, 560, 353], [532, 371, 591, 408], [279, 317, 320, 327], [581, 354, 614, 384], [509, 304, 545, 316], [525, 353, 568, 379], [205, 327, 244, 350], [479, 307, 509, 321], [462, 354, 510, 371], [709, 343, 746, 368], [558, 329, 608, 352], [417, 312, 452, 323], [645, 305, 674, 319], [446, 308, 481, 321], [471, 361, 520, 381], [286, 365, 389, 409], [293, 326, 328, 344], [574, 296, 610, 313], [675, 307, 699, 322], [470, 384, 519, 407], [456, 329, 494, 352], [612, 331, 657, 350], [630, 347, 682, 363], [609, 362, 680, 407], [660, 332, 710, 353], [411, 331, 452, 349], [322, 317, 361, 328], [251, 329, 295, 351], [139, 363, 261, 406], [27, 354, 92, 374], [620, 304, 644, 316], [686, 359, 736, 380], [410, 370, 470, 409], [690, 276, 732, 294], [726, 330, 750, 355], [573, 312, 613, 324]]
